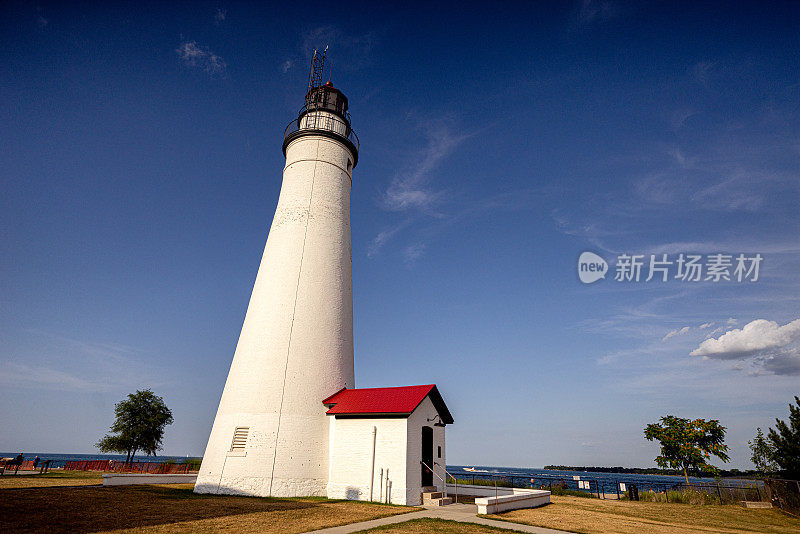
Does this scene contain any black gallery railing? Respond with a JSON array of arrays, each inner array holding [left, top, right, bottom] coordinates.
[[283, 113, 359, 153]]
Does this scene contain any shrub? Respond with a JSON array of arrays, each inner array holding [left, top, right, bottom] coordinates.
[[631, 488, 719, 505]]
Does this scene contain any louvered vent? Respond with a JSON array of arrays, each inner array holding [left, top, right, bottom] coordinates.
[[230, 427, 249, 451]]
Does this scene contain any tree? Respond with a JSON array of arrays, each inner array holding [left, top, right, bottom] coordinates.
[[767, 396, 800, 479], [96, 389, 174, 463], [644, 415, 730, 483], [748, 427, 777, 476]]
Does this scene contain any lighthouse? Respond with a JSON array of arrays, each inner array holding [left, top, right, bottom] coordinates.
[[194, 49, 359, 497]]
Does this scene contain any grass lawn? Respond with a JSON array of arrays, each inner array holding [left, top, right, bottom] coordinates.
[[485, 495, 800, 534], [361, 517, 518, 532], [0, 484, 417, 533], [0, 470, 103, 489]]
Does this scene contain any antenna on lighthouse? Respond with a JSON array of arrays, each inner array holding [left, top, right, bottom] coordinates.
[[307, 46, 328, 92]]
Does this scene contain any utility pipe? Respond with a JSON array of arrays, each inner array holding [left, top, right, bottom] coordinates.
[[385, 468, 390, 503], [369, 426, 377, 501], [379, 468, 384, 502]]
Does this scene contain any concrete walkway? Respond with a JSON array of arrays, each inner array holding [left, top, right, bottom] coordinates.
[[304, 503, 569, 534]]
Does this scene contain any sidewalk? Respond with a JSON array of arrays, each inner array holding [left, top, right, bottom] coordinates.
[[304, 503, 569, 534]]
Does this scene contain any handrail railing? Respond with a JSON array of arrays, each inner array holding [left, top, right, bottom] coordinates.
[[421, 460, 452, 502], [298, 101, 352, 124], [435, 462, 460, 503], [283, 113, 359, 159]]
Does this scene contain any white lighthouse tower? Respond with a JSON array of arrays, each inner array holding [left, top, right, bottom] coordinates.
[[195, 49, 359, 497]]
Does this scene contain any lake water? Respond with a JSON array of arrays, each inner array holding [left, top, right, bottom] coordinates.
[[3, 453, 759, 493], [445, 465, 761, 493]]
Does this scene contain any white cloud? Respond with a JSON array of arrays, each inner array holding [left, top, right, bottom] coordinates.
[[281, 60, 293, 73], [691, 319, 800, 359], [214, 8, 226, 24], [727, 317, 738, 325], [662, 326, 690, 342], [175, 41, 227, 77], [690, 319, 800, 376], [383, 123, 468, 212], [699, 322, 713, 329]]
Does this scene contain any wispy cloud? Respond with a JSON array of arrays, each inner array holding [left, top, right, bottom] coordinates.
[[383, 123, 468, 212], [692, 60, 715, 88], [0, 362, 109, 392], [403, 243, 426, 264], [301, 26, 376, 70], [368, 220, 412, 258], [176, 41, 227, 77], [662, 326, 690, 342], [281, 60, 293, 73], [214, 8, 226, 24], [0, 330, 165, 392], [575, 0, 619, 27], [367, 118, 470, 259]]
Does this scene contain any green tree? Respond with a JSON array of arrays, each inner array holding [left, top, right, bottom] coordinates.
[[767, 396, 800, 479], [96, 389, 174, 463], [644, 415, 730, 483], [748, 427, 777, 476]]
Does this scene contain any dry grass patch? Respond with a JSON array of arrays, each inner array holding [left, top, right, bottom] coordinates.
[[486, 495, 800, 534], [0, 470, 103, 489], [0, 484, 417, 533], [362, 518, 518, 533]]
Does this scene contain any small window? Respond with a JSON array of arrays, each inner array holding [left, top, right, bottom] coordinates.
[[230, 427, 249, 451], [347, 159, 352, 172], [437, 446, 442, 459]]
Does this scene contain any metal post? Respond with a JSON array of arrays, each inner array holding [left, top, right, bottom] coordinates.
[[495, 476, 498, 514], [716, 483, 722, 503], [665, 485, 669, 503]]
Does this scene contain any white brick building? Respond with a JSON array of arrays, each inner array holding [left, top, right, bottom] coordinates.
[[324, 384, 453, 505]]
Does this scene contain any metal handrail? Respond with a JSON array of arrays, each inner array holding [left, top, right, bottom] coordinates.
[[298, 101, 352, 124], [420, 460, 451, 502], [421, 460, 445, 486], [283, 113, 359, 154], [435, 462, 460, 503]]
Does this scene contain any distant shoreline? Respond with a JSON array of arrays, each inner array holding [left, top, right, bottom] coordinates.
[[544, 465, 759, 478]]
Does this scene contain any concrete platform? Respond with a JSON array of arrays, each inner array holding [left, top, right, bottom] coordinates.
[[446, 483, 551, 514], [102, 473, 197, 486], [475, 490, 551, 514]]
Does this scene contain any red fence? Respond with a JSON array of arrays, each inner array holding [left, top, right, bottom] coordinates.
[[2, 460, 37, 471], [64, 460, 192, 473]]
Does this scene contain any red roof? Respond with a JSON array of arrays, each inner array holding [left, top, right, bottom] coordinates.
[[322, 384, 453, 424]]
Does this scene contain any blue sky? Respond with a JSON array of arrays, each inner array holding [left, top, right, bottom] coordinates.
[[1, 1, 798, 469]]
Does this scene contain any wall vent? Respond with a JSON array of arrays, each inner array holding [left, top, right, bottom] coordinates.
[[230, 426, 249, 451]]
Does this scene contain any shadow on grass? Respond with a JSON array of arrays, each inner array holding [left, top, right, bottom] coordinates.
[[0, 485, 322, 533]]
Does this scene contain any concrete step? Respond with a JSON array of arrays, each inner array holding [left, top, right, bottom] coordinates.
[[423, 491, 444, 500], [421, 486, 438, 493], [424, 497, 453, 506], [741, 501, 772, 509]]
